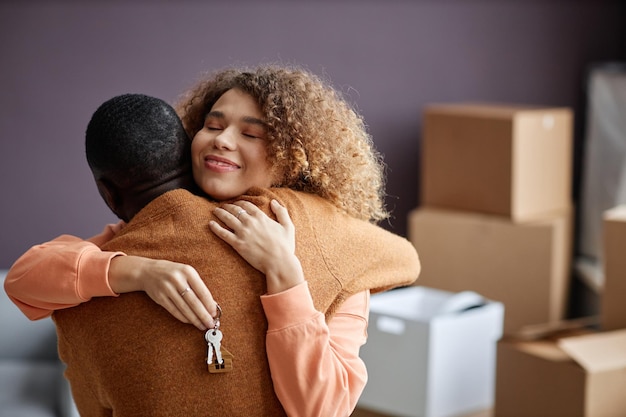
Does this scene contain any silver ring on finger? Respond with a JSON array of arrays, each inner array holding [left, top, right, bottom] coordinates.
[[180, 287, 192, 297], [236, 209, 247, 219]]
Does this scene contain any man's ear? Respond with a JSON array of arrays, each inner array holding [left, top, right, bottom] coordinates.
[[95, 179, 123, 220]]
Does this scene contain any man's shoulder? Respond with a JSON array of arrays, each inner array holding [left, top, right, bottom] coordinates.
[[126, 189, 215, 228], [156, 188, 214, 205], [255, 188, 339, 214], [149, 188, 215, 210]]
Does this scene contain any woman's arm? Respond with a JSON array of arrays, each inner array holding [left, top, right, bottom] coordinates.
[[4, 223, 218, 329], [3, 224, 124, 320], [263, 285, 369, 417], [210, 200, 369, 416]]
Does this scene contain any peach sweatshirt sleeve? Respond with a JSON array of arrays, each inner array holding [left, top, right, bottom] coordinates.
[[3, 223, 125, 320], [262, 282, 369, 417]]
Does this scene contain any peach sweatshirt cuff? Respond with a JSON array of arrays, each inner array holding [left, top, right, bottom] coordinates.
[[76, 249, 125, 299], [260, 281, 319, 332]]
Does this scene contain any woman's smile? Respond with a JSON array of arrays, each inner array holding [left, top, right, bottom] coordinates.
[[191, 88, 275, 201], [204, 155, 240, 172]]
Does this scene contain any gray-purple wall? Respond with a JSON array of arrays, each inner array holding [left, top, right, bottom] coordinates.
[[0, 0, 623, 268]]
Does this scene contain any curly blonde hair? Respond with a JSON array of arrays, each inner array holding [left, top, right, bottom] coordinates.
[[175, 64, 388, 223]]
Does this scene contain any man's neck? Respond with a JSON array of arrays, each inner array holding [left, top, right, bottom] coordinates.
[[123, 173, 201, 221]]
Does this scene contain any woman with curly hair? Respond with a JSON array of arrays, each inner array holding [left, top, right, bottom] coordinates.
[[178, 65, 387, 223], [5, 64, 420, 416]]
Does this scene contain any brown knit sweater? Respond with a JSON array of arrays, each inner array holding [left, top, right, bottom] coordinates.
[[53, 188, 419, 417]]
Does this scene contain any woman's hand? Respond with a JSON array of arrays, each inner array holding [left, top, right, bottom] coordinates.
[[108, 255, 218, 331], [209, 199, 305, 294]]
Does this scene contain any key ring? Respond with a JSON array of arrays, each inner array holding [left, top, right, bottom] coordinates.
[[213, 303, 222, 331]]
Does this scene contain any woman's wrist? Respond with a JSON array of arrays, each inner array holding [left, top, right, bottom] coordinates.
[[265, 254, 305, 295], [108, 255, 144, 294]]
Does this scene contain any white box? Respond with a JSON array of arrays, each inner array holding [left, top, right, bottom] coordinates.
[[358, 286, 504, 417]]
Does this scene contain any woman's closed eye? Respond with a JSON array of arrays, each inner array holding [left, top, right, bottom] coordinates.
[[206, 123, 223, 131], [203, 113, 223, 131], [243, 132, 262, 139]]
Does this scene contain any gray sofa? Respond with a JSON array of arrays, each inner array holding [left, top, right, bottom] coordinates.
[[0, 270, 79, 417]]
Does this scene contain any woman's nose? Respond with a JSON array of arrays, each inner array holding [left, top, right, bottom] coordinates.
[[213, 128, 236, 150]]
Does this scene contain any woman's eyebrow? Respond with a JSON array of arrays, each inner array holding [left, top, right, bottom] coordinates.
[[204, 111, 266, 128], [243, 116, 267, 128], [205, 110, 223, 121]]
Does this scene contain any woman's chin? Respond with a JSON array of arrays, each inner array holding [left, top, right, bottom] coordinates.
[[200, 184, 242, 202]]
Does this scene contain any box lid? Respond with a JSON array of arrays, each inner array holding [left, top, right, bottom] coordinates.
[[369, 286, 487, 321], [604, 204, 626, 221], [558, 329, 626, 373]]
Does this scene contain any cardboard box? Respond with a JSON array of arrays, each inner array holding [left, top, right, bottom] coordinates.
[[602, 205, 626, 331], [421, 103, 573, 221], [358, 286, 504, 417], [407, 207, 572, 334], [494, 329, 626, 417]]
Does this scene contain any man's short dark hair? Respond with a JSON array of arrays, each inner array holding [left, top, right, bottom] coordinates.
[[86, 93, 191, 189]]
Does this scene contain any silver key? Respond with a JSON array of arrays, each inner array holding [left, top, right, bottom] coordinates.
[[205, 329, 223, 365]]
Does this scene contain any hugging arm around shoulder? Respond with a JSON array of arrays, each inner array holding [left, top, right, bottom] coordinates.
[[239, 187, 420, 416], [262, 282, 369, 417], [3, 223, 124, 320]]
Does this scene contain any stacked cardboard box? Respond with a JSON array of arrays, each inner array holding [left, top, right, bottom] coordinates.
[[494, 327, 626, 417], [494, 205, 626, 416], [358, 103, 575, 417], [420, 104, 572, 221], [409, 103, 574, 335], [601, 205, 626, 331]]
